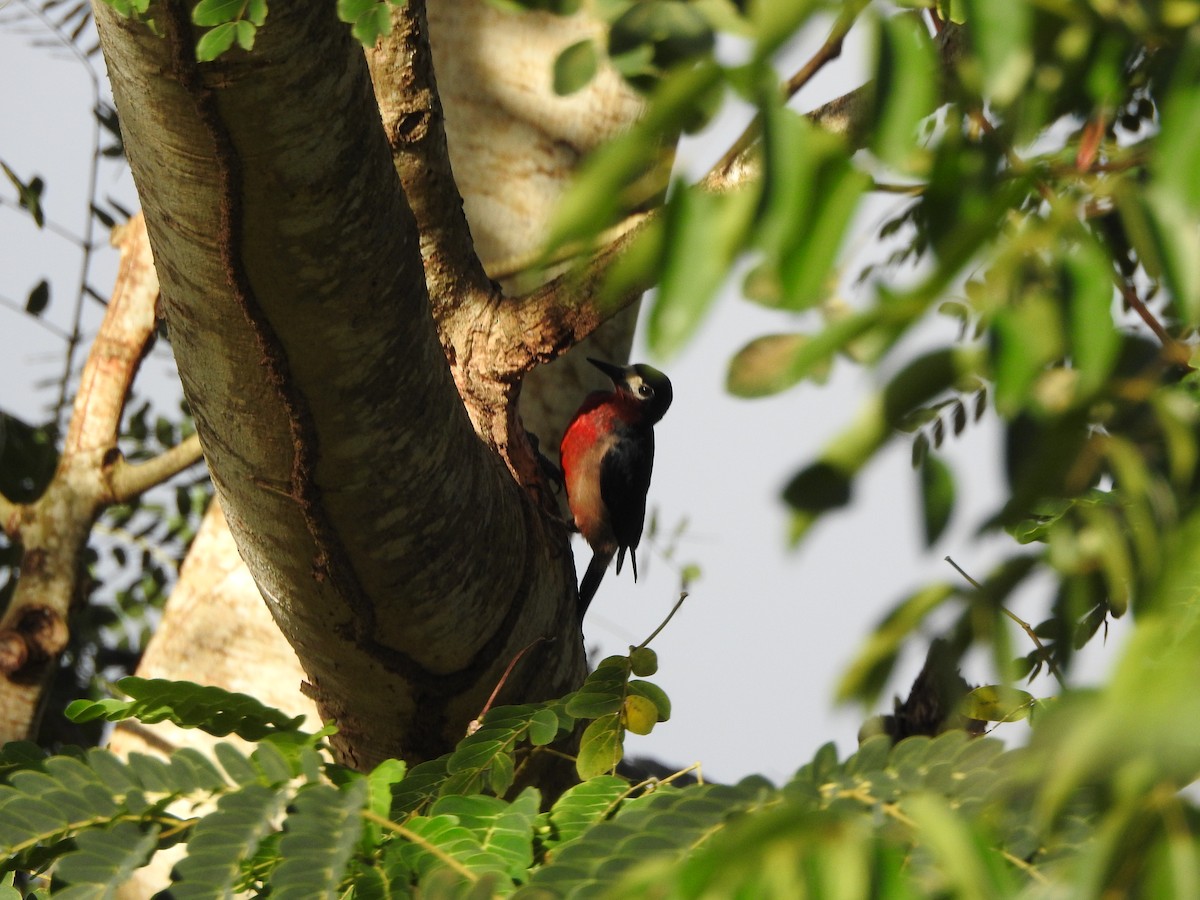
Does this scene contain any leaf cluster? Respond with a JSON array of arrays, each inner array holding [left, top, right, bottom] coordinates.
[[531, 0, 1200, 711], [9, 655, 1200, 897], [0, 647, 678, 896]]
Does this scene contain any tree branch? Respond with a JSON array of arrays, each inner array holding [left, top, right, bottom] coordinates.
[[62, 213, 159, 458], [368, 0, 495, 329], [502, 22, 967, 365], [0, 212, 162, 740], [106, 433, 204, 503], [709, 4, 866, 189]]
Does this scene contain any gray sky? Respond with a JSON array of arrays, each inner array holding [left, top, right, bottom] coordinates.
[[0, 11, 1117, 784]]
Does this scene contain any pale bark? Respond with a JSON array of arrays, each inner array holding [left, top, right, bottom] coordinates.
[[93, 0, 587, 768], [107, 499, 317, 758], [108, 0, 658, 774], [378, 0, 644, 462]]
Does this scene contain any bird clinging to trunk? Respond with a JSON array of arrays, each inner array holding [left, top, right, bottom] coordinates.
[[559, 358, 673, 613]]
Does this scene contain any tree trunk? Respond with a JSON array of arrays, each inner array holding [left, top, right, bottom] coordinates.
[[92, 0, 605, 770]]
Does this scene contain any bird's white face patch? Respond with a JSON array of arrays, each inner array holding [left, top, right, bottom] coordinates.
[[624, 374, 655, 402]]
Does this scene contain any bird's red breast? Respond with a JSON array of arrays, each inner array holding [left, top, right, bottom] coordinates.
[[560, 392, 642, 550]]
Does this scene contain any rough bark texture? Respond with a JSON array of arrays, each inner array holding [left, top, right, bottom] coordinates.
[[93, 0, 586, 769], [376, 0, 645, 464], [97, 0, 662, 778]]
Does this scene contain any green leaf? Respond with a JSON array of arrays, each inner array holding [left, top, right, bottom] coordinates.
[[192, 0, 246, 25], [430, 790, 539, 879], [64, 677, 308, 741], [195, 22, 238, 61], [609, 1, 714, 70], [960, 685, 1035, 723], [544, 63, 721, 253], [25, 279, 49, 316], [783, 461, 853, 525], [870, 12, 938, 169], [1150, 29, 1200, 213], [353, 8, 393, 46], [0, 161, 45, 228], [626, 679, 671, 722], [553, 39, 599, 95], [746, 107, 868, 310], [628, 647, 658, 677], [745, 0, 820, 54], [389, 757, 448, 816], [234, 20, 257, 51], [214, 742, 261, 786], [55, 822, 160, 894], [904, 793, 1018, 895], [1065, 240, 1120, 397], [919, 455, 954, 546], [837, 583, 957, 703], [577, 713, 623, 779], [726, 333, 832, 398], [530, 781, 771, 895], [622, 695, 659, 735], [960, 0, 1033, 107], [386, 812, 510, 885], [647, 183, 756, 357], [544, 775, 629, 851], [1122, 185, 1200, 326], [245, 0, 268, 26], [270, 780, 367, 899], [990, 296, 1064, 416], [171, 783, 288, 899], [527, 707, 560, 746], [565, 660, 629, 718]]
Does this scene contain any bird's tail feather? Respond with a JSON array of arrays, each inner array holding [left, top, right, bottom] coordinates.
[[614, 546, 637, 581], [579, 550, 614, 615]]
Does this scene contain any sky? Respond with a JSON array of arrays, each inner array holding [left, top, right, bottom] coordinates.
[[0, 8, 1122, 785]]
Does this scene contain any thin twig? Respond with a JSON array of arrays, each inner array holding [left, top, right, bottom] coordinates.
[[16, 0, 109, 435], [0, 197, 93, 248], [362, 809, 480, 882], [1001, 848, 1051, 885], [870, 180, 926, 195], [468, 635, 552, 733], [945, 556, 1066, 688], [0, 293, 74, 340], [707, 5, 865, 188], [630, 761, 704, 796], [1118, 280, 1191, 367], [634, 592, 688, 651]]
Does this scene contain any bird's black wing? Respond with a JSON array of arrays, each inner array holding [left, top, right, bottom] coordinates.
[[599, 424, 654, 560]]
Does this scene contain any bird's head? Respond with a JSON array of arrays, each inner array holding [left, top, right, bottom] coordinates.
[[588, 357, 673, 424]]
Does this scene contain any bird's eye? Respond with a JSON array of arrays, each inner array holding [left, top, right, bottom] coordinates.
[[637, 384, 653, 398]]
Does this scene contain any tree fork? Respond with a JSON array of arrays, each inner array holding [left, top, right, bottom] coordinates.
[[92, 0, 586, 769]]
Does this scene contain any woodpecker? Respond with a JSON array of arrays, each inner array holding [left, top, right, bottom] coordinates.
[[560, 357, 673, 612]]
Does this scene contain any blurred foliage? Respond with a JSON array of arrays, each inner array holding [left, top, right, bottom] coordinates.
[[531, 0, 1200, 705], [7, 0, 1200, 893], [504, 0, 1200, 892]]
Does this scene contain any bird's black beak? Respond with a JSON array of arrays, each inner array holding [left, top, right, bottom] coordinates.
[[587, 357, 628, 384]]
